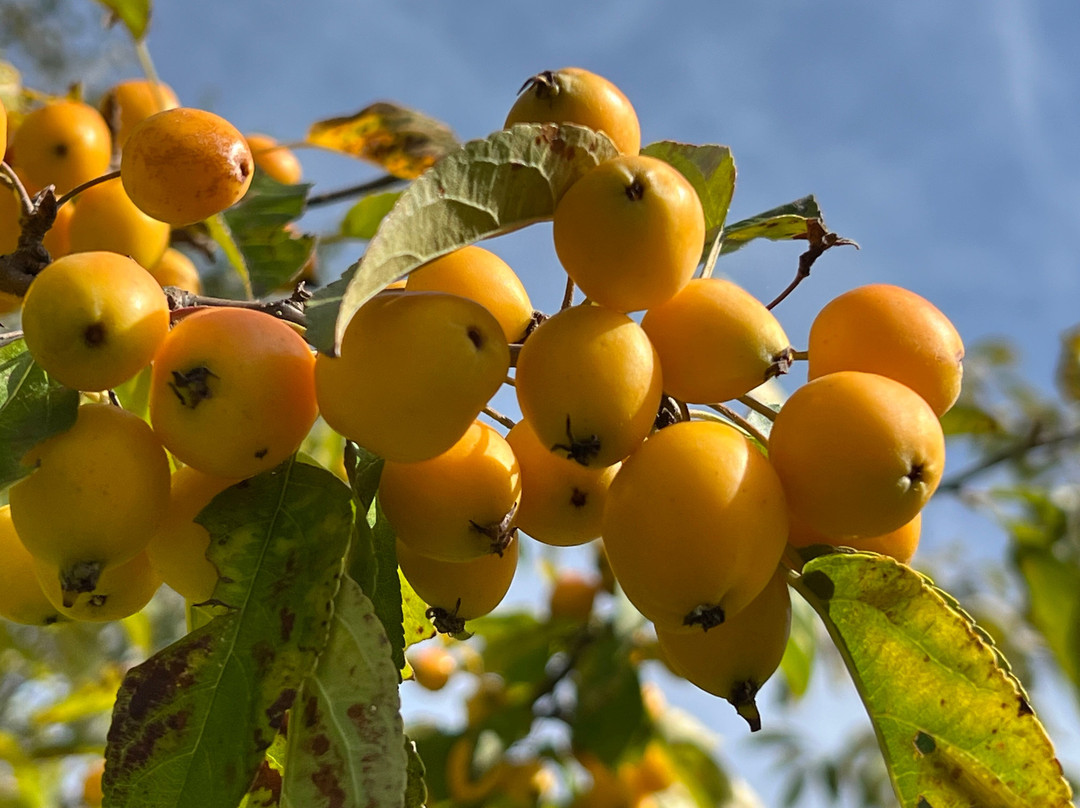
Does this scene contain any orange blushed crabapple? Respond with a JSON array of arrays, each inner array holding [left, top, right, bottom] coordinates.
[[396, 535, 519, 634], [807, 283, 965, 417], [655, 566, 791, 731], [20, 251, 170, 392], [405, 245, 534, 343], [315, 290, 509, 463], [787, 510, 922, 565], [121, 107, 254, 226], [547, 569, 601, 621], [553, 154, 705, 313], [505, 67, 641, 157], [601, 419, 788, 633], [9, 403, 170, 603], [149, 307, 319, 479], [515, 303, 663, 469], [147, 247, 202, 293], [768, 370, 945, 540], [506, 418, 619, 546], [9, 99, 112, 195], [245, 133, 304, 185], [641, 277, 795, 403], [379, 420, 521, 562]]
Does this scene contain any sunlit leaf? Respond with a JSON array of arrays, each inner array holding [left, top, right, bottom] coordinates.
[[97, 0, 150, 40], [642, 141, 736, 235], [222, 173, 315, 297], [340, 191, 403, 240], [796, 552, 1074, 808], [307, 102, 459, 179], [0, 338, 78, 488], [719, 195, 823, 254], [306, 123, 619, 354], [103, 459, 354, 808], [281, 577, 406, 808]]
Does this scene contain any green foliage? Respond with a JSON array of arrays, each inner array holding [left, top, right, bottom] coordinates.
[[794, 551, 1074, 807], [641, 141, 737, 235], [0, 338, 78, 489], [340, 191, 403, 240], [95, 0, 150, 40], [103, 459, 354, 808], [719, 195, 825, 253]]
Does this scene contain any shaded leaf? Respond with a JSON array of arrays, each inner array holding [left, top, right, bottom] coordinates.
[[570, 624, 647, 767], [306, 123, 619, 354], [222, 173, 315, 297], [940, 403, 1003, 437], [103, 460, 354, 808], [796, 552, 1073, 808], [642, 141, 736, 235], [778, 589, 817, 700], [97, 0, 150, 40], [282, 577, 406, 808], [340, 191, 403, 240], [720, 195, 823, 254], [403, 737, 427, 808], [0, 338, 78, 488], [470, 611, 573, 686], [307, 102, 459, 180], [1014, 545, 1080, 691]]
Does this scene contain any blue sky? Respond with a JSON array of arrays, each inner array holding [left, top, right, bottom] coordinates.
[[21, 0, 1080, 804]]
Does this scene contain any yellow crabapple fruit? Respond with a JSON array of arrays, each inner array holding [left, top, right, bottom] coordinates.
[[768, 370, 945, 539], [67, 177, 171, 269], [10, 99, 112, 195], [807, 283, 964, 416], [315, 290, 509, 463], [0, 505, 64, 626], [547, 570, 601, 621], [641, 277, 794, 403], [148, 247, 202, 293], [601, 419, 788, 632], [787, 510, 922, 565], [20, 251, 170, 391], [33, 551, 161, 622], [379, 420, 521, 561], [121, 107, 253, 226], [506, 418, 619, 546], [408, 644, 458, 691], [553, 154, 704, 313], [515, 303, 663, 468], [505, 67, 641, 156], [245, 133, 303, 184], [9, 403, 170, 602], [99, 78, 180, 149], [405, 245, 534, 343]]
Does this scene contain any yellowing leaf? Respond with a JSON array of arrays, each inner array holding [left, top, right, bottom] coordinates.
[[33, 665, 124, 725], [97, 0, 151, 40], [795, 552, 1074, 808], [307, 102, 459, 179]]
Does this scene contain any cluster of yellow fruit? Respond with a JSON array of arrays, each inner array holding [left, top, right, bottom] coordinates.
[[0, 83, 316, 624]]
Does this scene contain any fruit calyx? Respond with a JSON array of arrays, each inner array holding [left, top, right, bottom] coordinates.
[[683, 602, 725, 631]]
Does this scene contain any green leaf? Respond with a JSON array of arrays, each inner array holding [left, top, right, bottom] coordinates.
[[470, 611, 574, 686], [403, 737, 427, 808], [641, 141, 736, 235], [0, 338, 78, 489], [795, 552, 1074, 808], [340, 191, 403, 240], [97, 0, 150, 40], [281, 576, 407, 808], [939, 403, 1003, 437], [103, 459, 354, 808], [306, 122, 619, 354], [570, 624, 647, 767], [666, 740, 736, 808], [222, 174, 315, 297], [719, 195, 823, 254], [778, 588, 817, 699], [1014, 545, 1080, 691]]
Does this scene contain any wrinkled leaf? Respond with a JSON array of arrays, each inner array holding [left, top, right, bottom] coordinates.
[[570, 624, 647, 767], [720, 195, 823, 254], [796, 552, 1073, 808], [642, 141, 736, 235], [306, 123, 619, 353], [307, 102, 459, 179], [0, 338, 79, 488], [282, 576, 406, 808], [97, 0, 150, 40], [340, 191, 403, 240], [103, 460, 354, 808], [222, 174, 315, 297]]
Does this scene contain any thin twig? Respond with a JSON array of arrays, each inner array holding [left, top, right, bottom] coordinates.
[[164, 285, 311, 329], [692, 405, 770, 447], [560, 275, 575, 310], [55, 170, 121, 208], [937, 426, 1080, 493], [737, 394, 779, 422], [700, 227, 724, 279], [482, 406, 516, 430], [306, 174, 405, 207], [0, 162, 36, 217], [766, 219, 859, 311]]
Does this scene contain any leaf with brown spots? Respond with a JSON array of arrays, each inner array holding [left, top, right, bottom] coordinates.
[[794, 552, 1074, 808], [718, 194, 824, 254], [103, 459, 354, 808], [305, 122, 619, 354], [282, 577, 408, 808]]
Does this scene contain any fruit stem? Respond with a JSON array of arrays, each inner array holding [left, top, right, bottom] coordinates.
[[692, 405, 770, 448], [0, 161, 36, 217], [737, 395, 779, 423], [700, 227, 723, 280], [162, 285, 310, 329], [766, 219, 859, 311], [560, 275, 576, 310], [54, 170, 121, 209], [204, 214, 254, 299], [306, 174, 405, 208], [482, 405, 516, 430]]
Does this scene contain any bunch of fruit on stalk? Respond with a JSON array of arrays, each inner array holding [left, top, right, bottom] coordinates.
[[0, 66, 962, 731]]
